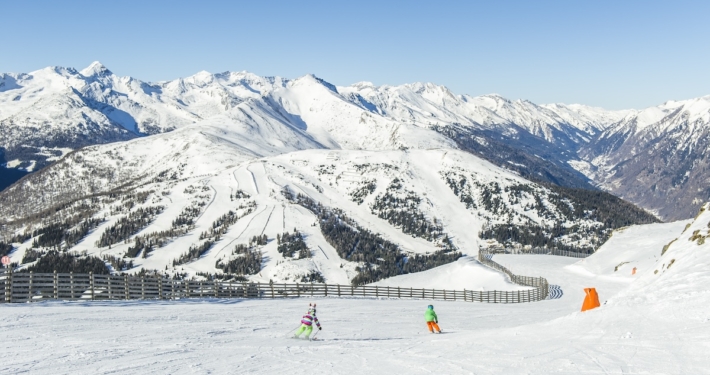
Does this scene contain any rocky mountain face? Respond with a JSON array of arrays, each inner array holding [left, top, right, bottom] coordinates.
[[578, 96, 710, 220]]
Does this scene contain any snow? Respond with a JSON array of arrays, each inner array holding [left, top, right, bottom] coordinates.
[[3, 218, 710, 374], [339, 82, 631, 144], [373, 257, 532, 291], [3, 62, 710, 372], [0, 61, 643, 160], [3, 159, 22, 168]]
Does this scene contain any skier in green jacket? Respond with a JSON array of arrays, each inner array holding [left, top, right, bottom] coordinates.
[[425, 305, 442, 333]]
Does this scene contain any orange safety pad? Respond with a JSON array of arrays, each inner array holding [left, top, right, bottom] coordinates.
[[581, 288, 601, 311]]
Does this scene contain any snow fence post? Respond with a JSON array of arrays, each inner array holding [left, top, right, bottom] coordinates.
[[7, 267, 12, 303], [375, 286, 378, 298], [398, 287, 401, 299], [297, 283, 300, 297], [270, 280, 274, 298], [215, 280, 219, 298], [199, 281, 203, 298], [70, 272, 75, 300], [141, 276, 146, 299], [464, 289, 467, 302], [351, 285, 354, 296], [53, 271, 58, 300], [124, 274, 129, 300], [337, 284, 341, 297], [325, 284, 328, 297], [158, 277, 163, 300], [28, 271, 33, 302], [89, 272, 94, 301], [107, 275, 113, 299], [310, 283, 313, 297]]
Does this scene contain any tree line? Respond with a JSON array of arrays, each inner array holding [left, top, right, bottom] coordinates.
[[215, 241, 263, 276], [96, 206, 164, 248], [277, 230, 310, 258], [284, 189, 461, 286], [20, 250, 110, 274]]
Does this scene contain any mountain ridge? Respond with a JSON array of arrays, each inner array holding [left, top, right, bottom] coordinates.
[[1, 62, 709, 219]]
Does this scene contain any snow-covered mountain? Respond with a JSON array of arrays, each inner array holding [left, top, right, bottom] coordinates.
[[579, 96, 710, 220], [3, 61, 709, 221], [0, 63, 455, 172], [0, 117, 656, 282], [339, 82, 631, 144], [0, 62, 630, 172]]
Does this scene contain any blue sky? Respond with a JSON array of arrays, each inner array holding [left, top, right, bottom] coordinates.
[[1, 0, 708, 109]]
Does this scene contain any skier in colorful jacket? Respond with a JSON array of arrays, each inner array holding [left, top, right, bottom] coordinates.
[[294, 303, 322, 339], [425, 305, 442, 333]]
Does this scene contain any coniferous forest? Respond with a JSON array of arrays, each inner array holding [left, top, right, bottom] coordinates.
[[277, 230, 310, 258], [21, 251, 110, 274], [284, 189, 462, 285], [442, 170, 659, 252]]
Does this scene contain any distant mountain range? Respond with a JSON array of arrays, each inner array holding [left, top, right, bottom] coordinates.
[[1, 62, 708, 220]]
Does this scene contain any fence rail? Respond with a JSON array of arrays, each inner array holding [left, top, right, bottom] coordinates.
[[0, 268, 548, 304], [478, 250, 549, 300], [484, 246, 591, 258]]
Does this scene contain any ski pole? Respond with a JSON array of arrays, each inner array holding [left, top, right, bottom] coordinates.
[[286, 325, 302, 336], [310, 329, 320, 341]]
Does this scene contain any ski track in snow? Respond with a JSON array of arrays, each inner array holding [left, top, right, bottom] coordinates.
[[193, 184, 217, 223], [246, 164, 259, 194], [260, 206, 275, 236], [213, 206, 270, 258]]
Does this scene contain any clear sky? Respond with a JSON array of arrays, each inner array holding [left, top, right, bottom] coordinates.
[[1, 0, 708, 109]]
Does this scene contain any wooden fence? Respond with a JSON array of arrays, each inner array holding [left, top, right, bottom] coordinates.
[[484, 246, 591, 258], [0, 268, 548, 304], [478, 250, 549, 300]]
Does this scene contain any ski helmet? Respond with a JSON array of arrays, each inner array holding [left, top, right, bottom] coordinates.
[[427, 305, 434, 309]]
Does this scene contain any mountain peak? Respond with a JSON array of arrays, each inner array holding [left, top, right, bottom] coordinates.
[[292, 74, 338, 93], [80, 61, 112, 77]]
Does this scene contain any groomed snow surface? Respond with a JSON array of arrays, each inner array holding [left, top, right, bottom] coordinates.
[[3, 219, 710, 374]]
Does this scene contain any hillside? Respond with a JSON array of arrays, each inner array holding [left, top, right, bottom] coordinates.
[[579, 96, 710, 219], [0, 114, 658, 285]]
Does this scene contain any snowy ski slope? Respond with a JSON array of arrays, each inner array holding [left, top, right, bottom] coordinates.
[[2, 217, 709, 374], [5, 127, 627, 286]]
